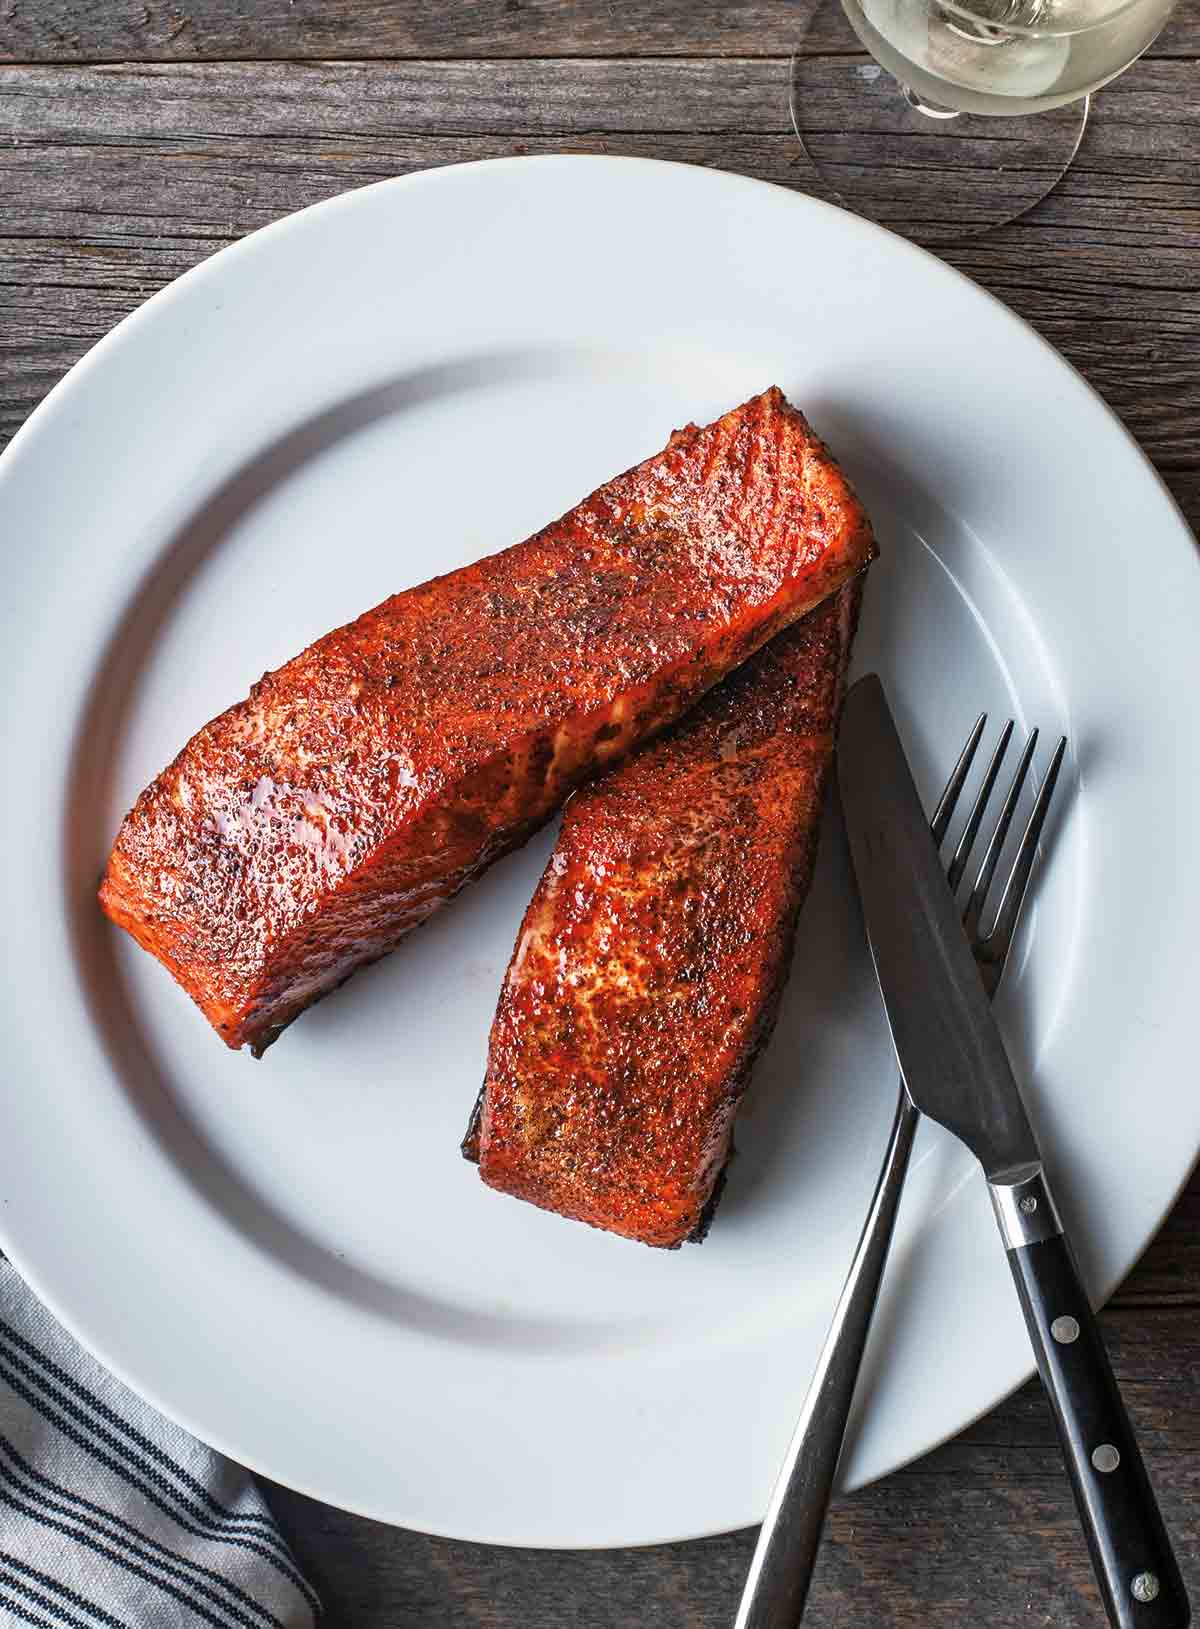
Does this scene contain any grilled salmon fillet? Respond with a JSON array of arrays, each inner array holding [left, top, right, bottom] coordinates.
[[464, 581, 864, 1247], [100, 388, 874, 1054]]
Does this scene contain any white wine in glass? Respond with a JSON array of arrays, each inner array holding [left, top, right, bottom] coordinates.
[[790, 0, 1176, 239], [844, 0, 1175, 116]]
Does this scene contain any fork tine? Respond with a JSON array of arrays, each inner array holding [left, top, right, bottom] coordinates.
[[983, 735, 1068, 962], [931, 712, 987, 847], [962, 728, 1039, 943], [947, 719, 1014, 892]]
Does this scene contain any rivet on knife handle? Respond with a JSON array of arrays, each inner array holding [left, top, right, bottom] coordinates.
[[989, 1165, 1063, 1247]]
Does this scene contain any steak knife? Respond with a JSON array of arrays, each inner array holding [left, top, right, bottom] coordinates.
[[838, 674, 1188, 1629]]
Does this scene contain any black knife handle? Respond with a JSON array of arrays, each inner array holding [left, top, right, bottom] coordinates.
[[1003, 1223, 1189, 1629]]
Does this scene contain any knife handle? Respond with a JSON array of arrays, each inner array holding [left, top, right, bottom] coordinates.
[[993, 1174, 1189, 1629]]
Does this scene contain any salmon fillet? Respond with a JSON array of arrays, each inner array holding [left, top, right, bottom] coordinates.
[[464, 581, 864, 1247], [100, 388, 874, 1054]]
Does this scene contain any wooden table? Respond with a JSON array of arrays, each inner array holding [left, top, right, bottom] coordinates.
[[3, 5, 1196, 1623]]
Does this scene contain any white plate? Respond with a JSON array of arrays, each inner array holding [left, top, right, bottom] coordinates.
[[2, 156, 1198, 1549]]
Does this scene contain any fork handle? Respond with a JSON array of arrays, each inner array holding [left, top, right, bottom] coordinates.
[[734, 1085, 919, 1629], [992, 1173, 1189, 1629]]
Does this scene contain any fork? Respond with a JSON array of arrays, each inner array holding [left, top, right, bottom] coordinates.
[[735, 713, 1068, 1629]]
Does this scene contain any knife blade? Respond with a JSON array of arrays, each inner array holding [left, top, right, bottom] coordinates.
[[836, 672, 1039, 1184], [837, 673, 1187, 1629]]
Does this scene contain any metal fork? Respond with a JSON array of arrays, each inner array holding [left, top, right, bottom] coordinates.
[[734, 715, 1068, 1629]]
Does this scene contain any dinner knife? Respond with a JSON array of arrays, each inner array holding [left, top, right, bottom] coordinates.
[[837, 674, 1188, 1629]]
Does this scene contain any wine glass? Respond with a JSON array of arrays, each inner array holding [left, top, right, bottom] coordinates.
[[791, 0, 1176, 242]]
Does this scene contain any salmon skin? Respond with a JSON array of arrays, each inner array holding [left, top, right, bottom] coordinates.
[[100, 388, 874, 1055], [464, 581, 864, 1248]]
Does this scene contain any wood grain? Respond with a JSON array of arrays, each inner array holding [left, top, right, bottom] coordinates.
[[1, 6, 1197, 1624], [4, 0, 1199, 62]]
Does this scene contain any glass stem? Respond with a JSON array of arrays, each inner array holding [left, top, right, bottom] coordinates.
[[900, 84, 964, 116]]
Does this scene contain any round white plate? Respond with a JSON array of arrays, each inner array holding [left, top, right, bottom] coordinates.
[[2, 157, 1198, 1549]]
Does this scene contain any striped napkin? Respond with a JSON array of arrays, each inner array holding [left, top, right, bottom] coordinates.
[[0, 1256, 320, 1628]]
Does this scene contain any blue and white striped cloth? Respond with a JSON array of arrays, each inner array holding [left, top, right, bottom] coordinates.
[[0, 1258, 320, 1628]]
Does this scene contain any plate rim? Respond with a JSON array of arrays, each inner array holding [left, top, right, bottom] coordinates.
[[6, 153, 1198, 564]]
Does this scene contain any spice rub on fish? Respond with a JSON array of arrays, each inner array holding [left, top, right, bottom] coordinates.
[[465, 581, 864, 1248], [99, 388, 874, 1054]]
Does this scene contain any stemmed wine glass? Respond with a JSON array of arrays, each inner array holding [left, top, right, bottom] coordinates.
[[791, 0, 1177, 241]]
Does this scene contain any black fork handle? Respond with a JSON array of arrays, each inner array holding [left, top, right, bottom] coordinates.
[[992, 1173, 1190, 1629]]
